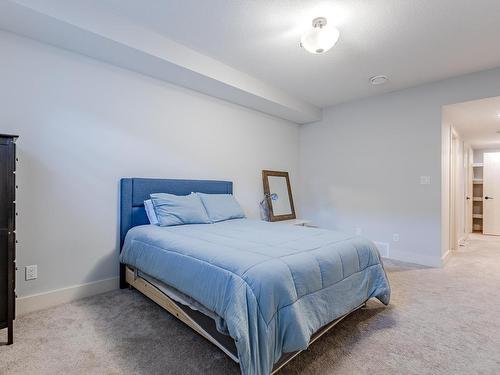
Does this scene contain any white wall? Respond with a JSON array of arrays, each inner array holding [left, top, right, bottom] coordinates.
[[474, 148, 500, 163], [0, 31, 300, 298], [300, 68, 500, 267], [3, 27, 500, 305]]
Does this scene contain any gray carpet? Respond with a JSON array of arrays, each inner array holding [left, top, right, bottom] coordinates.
[[2, 234, 500, 374]]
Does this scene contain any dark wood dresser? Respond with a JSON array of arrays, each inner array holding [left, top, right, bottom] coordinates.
[[0, 134, 17, 344]]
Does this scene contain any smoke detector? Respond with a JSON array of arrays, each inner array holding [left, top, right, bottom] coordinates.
[[370, 75, 388, 85]]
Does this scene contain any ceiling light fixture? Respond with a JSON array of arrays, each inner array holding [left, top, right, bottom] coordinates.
[[370, 75, 388, 85], [497, 113, 500, 118], [300, 17, 340, 54]]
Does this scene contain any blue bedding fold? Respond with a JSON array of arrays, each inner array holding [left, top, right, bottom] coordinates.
[[120, 219, 390, 375]]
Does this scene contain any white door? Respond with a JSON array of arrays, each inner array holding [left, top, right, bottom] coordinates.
[[483, 152, 500, 235]]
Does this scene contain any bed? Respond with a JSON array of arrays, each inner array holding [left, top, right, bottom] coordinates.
[[119, 178, 391, 375]]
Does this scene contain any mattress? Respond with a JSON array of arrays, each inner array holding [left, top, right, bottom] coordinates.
[[120, 218, 390, 375]]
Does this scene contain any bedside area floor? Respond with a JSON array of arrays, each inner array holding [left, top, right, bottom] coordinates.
[[1, 234, 500, 375]]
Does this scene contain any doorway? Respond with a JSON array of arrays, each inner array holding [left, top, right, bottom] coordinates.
[[443, 96, 500, 254]]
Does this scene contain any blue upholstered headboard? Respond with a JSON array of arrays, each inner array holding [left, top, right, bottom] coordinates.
[[119, 178, 233, 249]]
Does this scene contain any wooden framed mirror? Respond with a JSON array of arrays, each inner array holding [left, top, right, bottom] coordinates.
[[262, 170, 296, 222]]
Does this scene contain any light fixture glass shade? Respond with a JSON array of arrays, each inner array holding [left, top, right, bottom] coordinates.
[[300, 17, 340, 54]]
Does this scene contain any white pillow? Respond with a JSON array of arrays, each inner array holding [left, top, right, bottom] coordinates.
[[144, 199, 159, 225]]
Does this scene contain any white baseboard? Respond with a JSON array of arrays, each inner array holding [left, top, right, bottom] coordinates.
[[441, 249, 452, 265], [384, 248, 443, 267], [16, 277, 119, 316]]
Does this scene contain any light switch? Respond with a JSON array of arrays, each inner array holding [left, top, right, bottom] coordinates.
[[420, 176, 431, 185]]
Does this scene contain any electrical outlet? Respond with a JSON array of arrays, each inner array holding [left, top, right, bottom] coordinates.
[[25, 265, 37, 281], [355, 227, 362, 235], [392, 233, 400, 242]]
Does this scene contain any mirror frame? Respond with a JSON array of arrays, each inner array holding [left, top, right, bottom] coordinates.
[[262, 170, 296, 222]]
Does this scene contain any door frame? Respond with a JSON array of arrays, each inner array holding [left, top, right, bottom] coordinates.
[[449, 129, 458, 251], [449, 129, 471, 249]]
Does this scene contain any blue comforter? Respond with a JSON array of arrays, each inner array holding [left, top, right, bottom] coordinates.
[[120, 219, 390, 375]]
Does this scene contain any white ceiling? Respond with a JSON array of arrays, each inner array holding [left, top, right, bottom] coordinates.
[[98, 0, 500, 108], [444, 96, 500, 148]]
